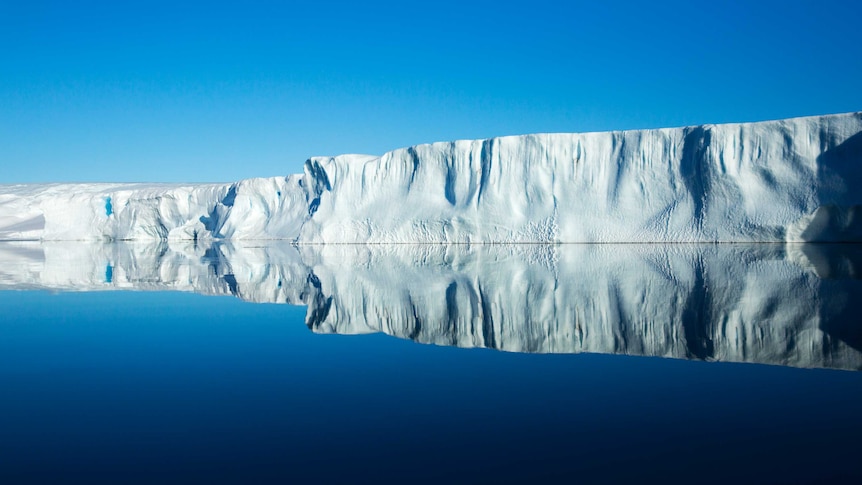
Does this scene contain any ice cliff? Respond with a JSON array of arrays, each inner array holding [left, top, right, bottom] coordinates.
[[2, 111, 862, 242], [2, 241, 861, 370]]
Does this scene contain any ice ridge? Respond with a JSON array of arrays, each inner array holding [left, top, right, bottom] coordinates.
[[1, 111, 861, 242]]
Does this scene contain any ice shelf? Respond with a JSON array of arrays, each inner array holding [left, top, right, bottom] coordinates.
[[2, 111, 861, 242]]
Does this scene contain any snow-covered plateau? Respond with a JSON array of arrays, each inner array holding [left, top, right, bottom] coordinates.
[[2, 111, 861, 242], [1, 241, 860, 370]]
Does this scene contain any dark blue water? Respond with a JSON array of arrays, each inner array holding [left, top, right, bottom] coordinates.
[[1, 289, 861, 484]]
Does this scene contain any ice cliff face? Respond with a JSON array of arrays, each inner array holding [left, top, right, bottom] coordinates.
[[1, 111, 861, 242], [2, 241, 861, 370]]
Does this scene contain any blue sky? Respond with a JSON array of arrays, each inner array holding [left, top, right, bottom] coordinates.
[[2, 0, 860, 183]]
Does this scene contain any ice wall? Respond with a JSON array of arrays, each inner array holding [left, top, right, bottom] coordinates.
[[1, 111, 861, 242], [2, 241, 861, 370], [302, 111, 862, 242]]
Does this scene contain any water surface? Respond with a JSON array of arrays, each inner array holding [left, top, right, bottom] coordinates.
[[1, 242, 861, 484]]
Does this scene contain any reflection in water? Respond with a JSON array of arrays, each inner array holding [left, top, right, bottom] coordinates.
[[1, 241, 861, 370]]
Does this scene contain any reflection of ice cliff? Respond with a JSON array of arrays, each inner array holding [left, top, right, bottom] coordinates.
[[1, 242, 861, 370]]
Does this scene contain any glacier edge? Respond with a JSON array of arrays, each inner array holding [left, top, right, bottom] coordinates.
[[2, 111, 862, 243]]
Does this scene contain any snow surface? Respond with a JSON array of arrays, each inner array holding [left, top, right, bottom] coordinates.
[[2, 111, 861, 242], [2, 241, 861, 370]]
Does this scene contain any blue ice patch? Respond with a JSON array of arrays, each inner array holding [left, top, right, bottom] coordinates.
[[105, 197, 113, 216]]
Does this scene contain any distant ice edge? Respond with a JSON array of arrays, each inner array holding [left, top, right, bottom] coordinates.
[[2, 111, 861, 242]]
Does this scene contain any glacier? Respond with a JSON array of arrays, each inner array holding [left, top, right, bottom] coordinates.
[[1, 111, 862, 242], [2, 241, 861, 370]]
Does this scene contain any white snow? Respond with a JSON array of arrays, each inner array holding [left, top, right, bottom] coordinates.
[[1, 111, 861, 242]]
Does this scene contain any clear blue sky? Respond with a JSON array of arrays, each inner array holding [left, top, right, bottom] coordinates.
[[2, 0, 861, 183]]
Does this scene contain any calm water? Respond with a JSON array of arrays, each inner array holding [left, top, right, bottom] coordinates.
[[1, 242, 861, 484]]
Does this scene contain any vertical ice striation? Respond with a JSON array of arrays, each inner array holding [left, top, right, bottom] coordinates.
[[1, 111, 861, 242], [298, 112, 862, 243]]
